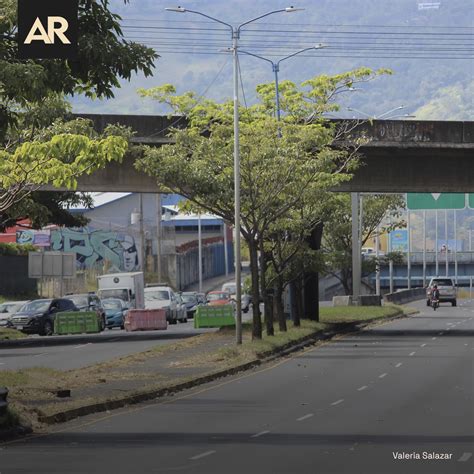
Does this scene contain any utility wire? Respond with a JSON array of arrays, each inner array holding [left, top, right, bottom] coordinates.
[[237, 54, 248, 109]]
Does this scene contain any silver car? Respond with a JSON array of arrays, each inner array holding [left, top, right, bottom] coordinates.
[[0, 301, 29, 327], [426, 278, 457, 307]]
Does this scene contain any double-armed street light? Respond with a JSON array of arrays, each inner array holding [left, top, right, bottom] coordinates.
[[166, 6, 304, 344]]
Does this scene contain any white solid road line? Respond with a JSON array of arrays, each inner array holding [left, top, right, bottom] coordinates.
[[378, 373, 388, 378], [250, 430, 270, 438], [331, 399, 344, 406], [395, 363, 402, 368], [458, 452, 472, 462], [357, 386, 368, 391], [74, 343, 92, 349], [297, 413, 314, 421], [190, 450, 216, 461], [409, 352, 416, 356]]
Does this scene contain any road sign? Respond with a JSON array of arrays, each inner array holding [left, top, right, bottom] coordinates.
[[28, 251, 76, 278], [468, 194, 474, 209], [406, 193, 465, 210]]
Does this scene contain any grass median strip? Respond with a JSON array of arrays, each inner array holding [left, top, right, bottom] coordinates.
[[1, 304, 410, 430]]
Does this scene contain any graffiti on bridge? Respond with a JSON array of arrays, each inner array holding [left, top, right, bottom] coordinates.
[[51, 228, 139, 271]]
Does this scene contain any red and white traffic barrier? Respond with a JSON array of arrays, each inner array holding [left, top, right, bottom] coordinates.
[[125, 309, 167, 331]]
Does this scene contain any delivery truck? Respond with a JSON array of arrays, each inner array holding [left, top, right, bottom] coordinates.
[[97, 272, 145, 310]]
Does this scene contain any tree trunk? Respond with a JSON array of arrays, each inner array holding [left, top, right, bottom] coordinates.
[[296, 276, 304, 324], [291, 279, 301, 327], [304, 222, 324, 321], [276, 276, 287, 332], [259, 237, 274, 336], [248, 238, 262, 339]]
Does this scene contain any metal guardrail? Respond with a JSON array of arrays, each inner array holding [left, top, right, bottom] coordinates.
[[0, 387, 8, 416]]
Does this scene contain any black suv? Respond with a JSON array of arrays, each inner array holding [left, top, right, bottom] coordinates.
[[9, 298, 77, 336], [66, 293, 106, 331]]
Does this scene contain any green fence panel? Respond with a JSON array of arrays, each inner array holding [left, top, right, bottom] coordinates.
[[194, 305, 235, 328], [54, 311, 100, 335]]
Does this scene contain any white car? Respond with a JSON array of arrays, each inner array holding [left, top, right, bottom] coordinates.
[[144, 286, 182, 324], [221, 282, 250, 313], [0, 301, 29, 327], [426, 278, 457, 307]]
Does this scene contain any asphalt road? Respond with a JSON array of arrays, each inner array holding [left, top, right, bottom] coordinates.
[[1, 300, 473, 474], [0, 322, 215, 370]]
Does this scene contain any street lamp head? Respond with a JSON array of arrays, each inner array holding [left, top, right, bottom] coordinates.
[[165, 6, 186, 12], [314, 43, 327, 49], [285, 6, 305, 12]]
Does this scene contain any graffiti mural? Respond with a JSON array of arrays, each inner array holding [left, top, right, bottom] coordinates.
[[51, 228, 139, 271]]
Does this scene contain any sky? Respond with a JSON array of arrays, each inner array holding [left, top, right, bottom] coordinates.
[[70, 0, 473, 118]]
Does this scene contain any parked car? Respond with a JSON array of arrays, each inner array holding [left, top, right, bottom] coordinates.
[[9, 298, 77, 335], [426, 278, 457, 307], [179, 292, 201, 319], [144, 286, 180, 324], [206, 291, 233, 306], [175, 294, 188, 323], [221, 283, 250, 313], [66, 293, 106, 331], [102, 298, 128, 329], [0, 301, 29, 327]]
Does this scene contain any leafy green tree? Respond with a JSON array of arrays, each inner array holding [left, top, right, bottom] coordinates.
[[137, 68, 387, 339], [0, 0, 157, 226], [321, 193, 405, 295]]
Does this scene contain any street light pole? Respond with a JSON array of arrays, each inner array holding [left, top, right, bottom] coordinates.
[[166, 6, 303, 344]]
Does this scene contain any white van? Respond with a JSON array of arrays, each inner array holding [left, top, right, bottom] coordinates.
[[144, 286, 184, 324]]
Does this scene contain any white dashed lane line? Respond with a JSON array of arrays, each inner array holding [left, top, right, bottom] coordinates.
[[420, 343, 427, 347], [357, 386, 368, 391], [331, 399, 344, 406], [73, 343, 92, 349], [33, 353, 46, 358], [190, 450, 216, 461], [432, 337, 437, 340], [395, 363, 402, 368], [378, 373, 388, 379], [250, 430, 270, 438], [409, 352, 416, 356], [297, 414, 314, 422]]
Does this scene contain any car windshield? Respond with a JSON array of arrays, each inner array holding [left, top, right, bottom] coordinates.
[[102, 299, 122, 310], [223, 285, 236, 293], [68, 296, 88, 307], [100, 289, 129, 301], [21, 300, 51, 313], [0, 303, 23, 314], [208, 293, 228, 301], [432, 279, 453, 286], [181, 294, 197, 303], [145, 290, 169, 301]]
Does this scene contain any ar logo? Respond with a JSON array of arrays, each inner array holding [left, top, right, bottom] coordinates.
[[24, 16, 71, 45]]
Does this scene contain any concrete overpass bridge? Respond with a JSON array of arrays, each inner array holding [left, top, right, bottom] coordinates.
[[68, 114, 474, 193]]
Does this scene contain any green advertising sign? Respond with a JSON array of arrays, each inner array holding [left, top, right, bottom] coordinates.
[[406, 193, 466, 210]]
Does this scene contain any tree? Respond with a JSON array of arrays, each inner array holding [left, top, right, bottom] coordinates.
[[321, 193, 405, 295], [136, 68, 387, 339], [0, 0, 158, 226]]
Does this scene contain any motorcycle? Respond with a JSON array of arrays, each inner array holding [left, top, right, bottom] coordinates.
[[431, 298, 439, 311]]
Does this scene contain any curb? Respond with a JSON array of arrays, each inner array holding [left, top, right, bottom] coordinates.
[[0, 424, 33, 442], [32, 309, 408, 426]]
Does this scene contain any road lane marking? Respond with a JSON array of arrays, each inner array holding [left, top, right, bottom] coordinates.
[[395, 363, 402, 368], [439, 332, 444, 335], [432, 337, 437, 340], [331, 399, 344, 406], [250, 430, 270, 438], [33, 353, 46, 357], [409, 352, 416, 356], [357, 386, 368, 391], [74, 343, 92, 349], [379, 373, 388, 378], [420, 343, 427, 347], [458, 452, 472, 462], [297, 413, 314, 421], [190, 450, 216, 461]]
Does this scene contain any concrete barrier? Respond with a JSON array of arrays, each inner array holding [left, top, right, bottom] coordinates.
[[54, 312, 100, 335], [194, 305, 235, 328], [332, 296, 353, 306], [125, 309, 167, 332], [384, 288, 426, 305], [359, 295, 382, 306]]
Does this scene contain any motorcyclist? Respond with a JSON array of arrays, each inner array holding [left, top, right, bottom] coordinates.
[[431, 285, 440, 305]]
